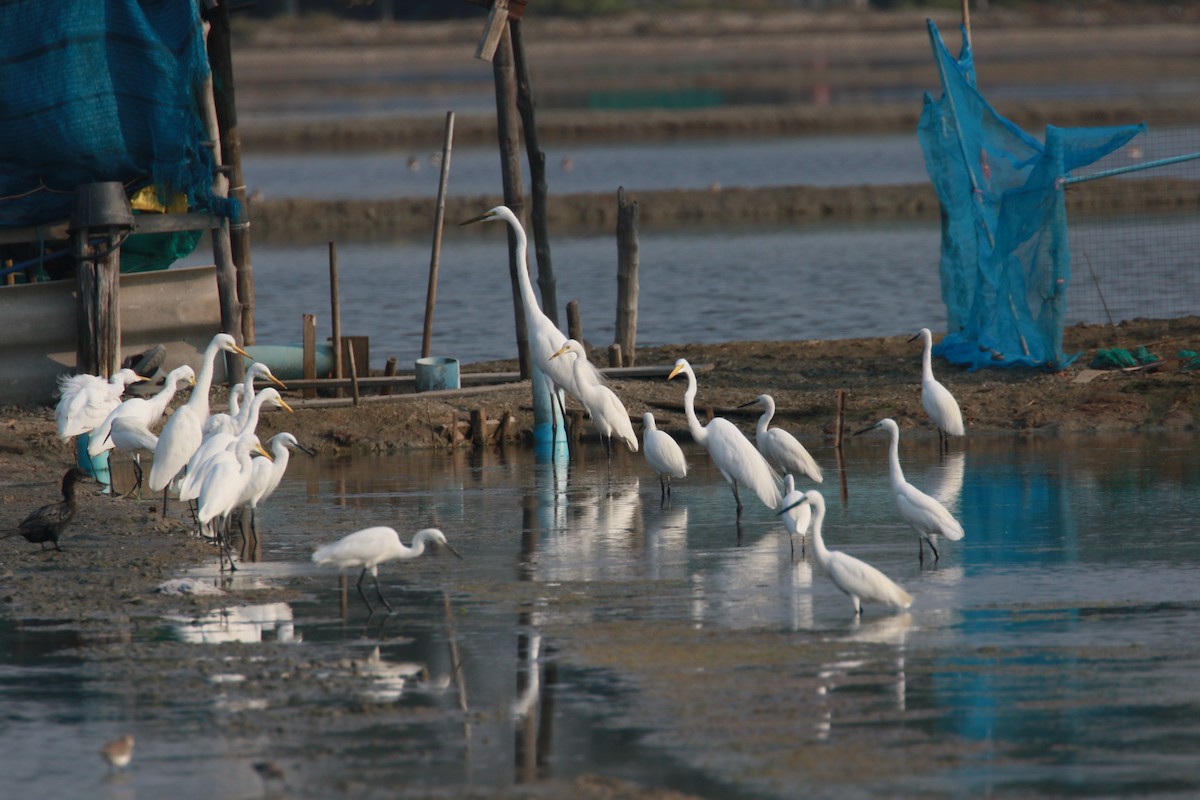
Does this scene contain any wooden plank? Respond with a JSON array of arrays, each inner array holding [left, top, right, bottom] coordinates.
[[285, 381, 530, 409], [278, 362, 711, 391], [474, 0, 509, 62]]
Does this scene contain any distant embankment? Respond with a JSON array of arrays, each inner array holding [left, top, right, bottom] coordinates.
[[250, 178, 1199, 243]]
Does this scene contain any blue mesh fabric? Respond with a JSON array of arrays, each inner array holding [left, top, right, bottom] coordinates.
[[917, 21, 1144, 370], [0, 0, 225, 227]]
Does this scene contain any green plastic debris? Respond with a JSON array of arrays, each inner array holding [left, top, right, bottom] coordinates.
[[1089, 347, 1160, 370], [1179, 350, 1200, 372]]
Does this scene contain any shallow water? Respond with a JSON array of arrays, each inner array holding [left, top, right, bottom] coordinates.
[[4, 432, 1200, 797]]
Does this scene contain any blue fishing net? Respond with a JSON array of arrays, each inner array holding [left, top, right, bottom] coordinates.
[[0, 0, 226, 228], [917, 21, 1145, 370]]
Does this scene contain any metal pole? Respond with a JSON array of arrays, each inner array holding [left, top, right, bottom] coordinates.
[[422, 111, 456, 359]]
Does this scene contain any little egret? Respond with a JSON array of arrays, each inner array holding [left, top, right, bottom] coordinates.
[[909, 328, 965, 451], [89, 365, 195, 458], [855, 418, 964, 564], [740, 393, 824, 483], [149, 333, 251, 502], [56, 368, 146, 439], [778, 473, 812, 557], [779, 489, 913, 616], [2, 467, 91, 551], [549, 340, 638, 456], [668, 358, 782, 516], [312, 527, 462, 613], [238, 432, 315, 541], [460, 206, 601, 434], [641, 412, 687, 500]]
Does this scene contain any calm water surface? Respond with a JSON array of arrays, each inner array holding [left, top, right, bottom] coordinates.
[[4, 432, 1200, 797]]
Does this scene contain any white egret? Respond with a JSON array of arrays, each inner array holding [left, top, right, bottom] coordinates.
[[89, 365, 196, 457], [779, 473, 812, 557], [178, 387, 293, 504], [106, 416, 161, 498], [2, 467, 91, 551], [203, 362, 287, 437], [779, 489, 913, 616], [740, 393, 824, 483], [549, 339, 638, 456], [641, 412, 687, 500], [909, 328, 965, 451], [238, 432, 315, 540], [312, 527, 462, 613], [56, 368, 146, 439], [460, 206, 601, 430], [197, 433, 270, 570], [149, 333, 251, 500], [855, 417, 965, 564], [667, 358, 782, 516]]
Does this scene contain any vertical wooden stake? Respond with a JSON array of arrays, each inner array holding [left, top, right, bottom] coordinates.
[[329, 241, 342, 397], [961, 0, 972, 48], [608, 343, 623, 369], [302, 313, 317, 399], [615, 187, 640, 367], [469, 409, 488, 447], [346, 344, 360, 407], [382, 356, 397, 397], [423, 110, 455, 360], [834, 389, 847, 449], [566, 300, 582, 343]]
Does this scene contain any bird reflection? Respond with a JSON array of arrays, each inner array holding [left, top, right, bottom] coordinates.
[[350, 646, 429, 703], [815, 612, 914, 739], [536, 473, 642, 583], [929, 450, 966, 515], [168, 602, 296, 644], [644, 505, 689, 580]]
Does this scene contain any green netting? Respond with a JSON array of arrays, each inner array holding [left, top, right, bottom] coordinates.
[[0, 0, 226, 228], [917, 21, 1145, 370]]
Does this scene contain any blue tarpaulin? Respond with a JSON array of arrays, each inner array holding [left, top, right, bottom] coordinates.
[[917, 21, 1144, 370]]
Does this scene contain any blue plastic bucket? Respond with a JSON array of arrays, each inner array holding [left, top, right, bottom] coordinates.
[[414, 356, 460, 392]]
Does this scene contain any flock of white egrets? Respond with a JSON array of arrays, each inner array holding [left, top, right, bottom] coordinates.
[[42, 203, 967, 618]]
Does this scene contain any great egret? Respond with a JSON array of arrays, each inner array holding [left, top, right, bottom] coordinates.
[[2, 467, 91, 551], [56, 368, 146, 439], [641, 412, 687, 500], [177, 387, 293, 504], [909, 328, 965, 451], [197, 433, 271, 570], [149, 333, 251, 500], [238, 432, 315, 541], [854, 417, 965, 564], [107, 416, 161, 498], [740, 393, 824, 483], [312, 527, 462, 613], [779, 489, 913, 616], [203, 362, 287, 437], [460, 206, 601, 431], [99, 734, 135, 772], [89, 365, 196, 457], [779, 473, 812, 557], [668, 358, 782, 515], [549, 339, 638, 456]]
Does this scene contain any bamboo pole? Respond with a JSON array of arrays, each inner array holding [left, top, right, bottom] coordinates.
[[960, 0, 971, 47], [329, 242, 342, 395], [614, 187, 640, 367], [422, 111, 456, 359]]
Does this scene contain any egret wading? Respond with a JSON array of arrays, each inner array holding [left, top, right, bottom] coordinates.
[[312, 527, 462, 614], [641, 412, 687, 500], [740, 393, 824, 483], [855, 418, 964, 564], [197, 433, 271, 571], [668, 358, 782, 519], [149, 333, 251, 513], [460, 206, 602, 443], [779, 489, 913, 616], [238, 432, 315, 543], [909, 328, 965, 452], [778, 473, 812, 557], [549, 339, 638, 458], [3, 467, 92, 551]]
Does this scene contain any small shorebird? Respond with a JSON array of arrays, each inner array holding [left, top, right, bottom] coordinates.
[[100, 733, 135, 771]]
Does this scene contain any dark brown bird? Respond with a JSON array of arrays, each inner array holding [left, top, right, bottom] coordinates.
[[3, 467, 91, 551]]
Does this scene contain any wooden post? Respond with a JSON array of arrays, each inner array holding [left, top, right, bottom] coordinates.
[[72, 228, 121, 378], [491, 24, 532, 378], [346, 345, 360, 407], [609, 343, 623, 369], [212, 219, 245, 384], [205, 0, 255, 346], [302, 314, 317, 400], [566, 300, 582, 343], [474, 0, 509, 62], [469, 409, 488, 447], [423, 111, 455, 359], [512, 19, 559, 327], [329, 241, 342, 394], [960, 0, 972, 47], [615, 187, 640, 367], [382, 356, 398, 396], [834, 389, 847, 449]]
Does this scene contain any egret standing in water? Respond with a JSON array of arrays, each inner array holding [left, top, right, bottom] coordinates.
[[855, 418, 964, 564], [909, 328, 964, 452], [740, 393, 824, 483], [312, 527, 462, 614], [238, 432, 315, 543], [149, 333, 251, 512], [641, 412, 687, 501], [779, 489, 913, 617], [549, 339, 638, 458], [778, 473, 812, 557], [668, 359, 782, 519], [460, 206, 601, 440]]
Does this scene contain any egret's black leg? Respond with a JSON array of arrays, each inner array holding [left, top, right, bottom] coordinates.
[[928, 536, 940, 562], [356, 568, 374, 613], [373, 574, 393, 612]]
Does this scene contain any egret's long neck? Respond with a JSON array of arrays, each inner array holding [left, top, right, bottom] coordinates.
[[680, 368, 706, 445], [191, 342, 221, 416], [508, 217, 544, 328], [921, 335, 934, 381], [809, 504, 831, 568], [756, 405, 773, 439], [147, 379, 181, 419], [239, 394, 270, 435], [887, 427, 905, 486]]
